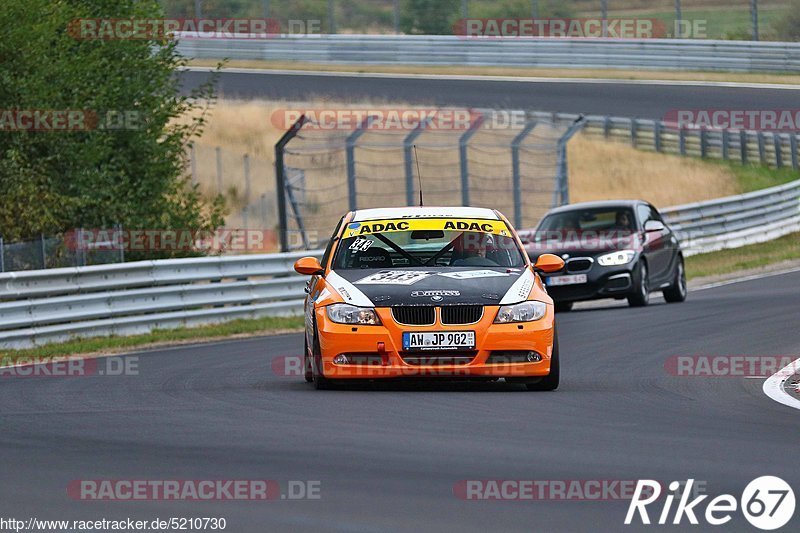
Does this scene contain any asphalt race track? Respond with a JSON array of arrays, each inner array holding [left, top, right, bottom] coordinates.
[[180, 69, 800, 119], [2, 270, 798, 531]]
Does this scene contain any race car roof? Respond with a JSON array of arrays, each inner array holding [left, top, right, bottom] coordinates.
[[351, 206, 500, 222]]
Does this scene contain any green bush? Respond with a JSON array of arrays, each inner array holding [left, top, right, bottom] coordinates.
[[0, 0, 224, 256], [773, 0, 800, 41]]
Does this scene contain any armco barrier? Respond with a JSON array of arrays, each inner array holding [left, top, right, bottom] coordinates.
[[176, 35, 800, 73], [1, 179, 797, 348], [0, 251, 322, 349]]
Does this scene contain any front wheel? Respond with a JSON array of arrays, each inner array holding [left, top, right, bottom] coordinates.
[[525, 327, 560, 391], [663, 257, 688, 303], [627, 261, 650, 307], [311, 331, 335, 390]]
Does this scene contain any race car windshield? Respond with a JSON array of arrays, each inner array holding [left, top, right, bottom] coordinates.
[[333, 218, 526, 270], [535, 208, 636, 239]]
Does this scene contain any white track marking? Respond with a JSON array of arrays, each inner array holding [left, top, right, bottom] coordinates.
[[182, 66, 800, 91], [763, 357, 800, 411]]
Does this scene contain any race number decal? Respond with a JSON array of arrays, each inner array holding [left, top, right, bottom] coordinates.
[[355, 270, 434, 285], [349, 238, 373, 252]]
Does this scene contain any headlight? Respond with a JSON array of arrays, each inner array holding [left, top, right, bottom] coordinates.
[[597, 250, 636, 266], [494, 301, 547, 323], [326, 303, 381, 325]]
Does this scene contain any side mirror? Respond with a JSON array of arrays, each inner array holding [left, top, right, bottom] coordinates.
[[533, 253, 565, 273], [644, 220, 666, 233], [294, 257, 324, 276]]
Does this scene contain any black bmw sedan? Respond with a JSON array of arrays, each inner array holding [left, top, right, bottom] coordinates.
[[521, 200, 687, 311]]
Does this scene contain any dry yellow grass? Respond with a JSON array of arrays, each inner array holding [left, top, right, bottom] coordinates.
[[180, 99, 743, 236], [568, 134, 740, 207]]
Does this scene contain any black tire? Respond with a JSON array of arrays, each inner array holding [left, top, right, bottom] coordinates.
[[310, 330, 335, 390], [554, 301, 573, 313], [663, 256, 688, 303], [627, 260, 650, 307], [525, 327, 560, 391], [303, 338, 313, 383]]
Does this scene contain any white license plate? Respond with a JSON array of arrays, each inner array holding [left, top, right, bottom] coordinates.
[[546, 274, 588, 286], [402, 331, 475, 351]]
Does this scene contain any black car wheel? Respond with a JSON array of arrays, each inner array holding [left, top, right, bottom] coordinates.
[[554, 301, 573, 313], [303, 338, 313, 383], [524, 327, 560, 391], [663, 257, 688, 303], [311, 328, 334, 390], [628, 260, 650, 307]]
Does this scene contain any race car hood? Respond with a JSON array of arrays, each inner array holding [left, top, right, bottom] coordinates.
[[327, 267, 534, 307]]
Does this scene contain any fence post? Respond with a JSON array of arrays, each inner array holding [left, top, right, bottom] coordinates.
[[630, 118, 638, 147], [740, 130, 748, 164], [76, 228, 85, 267], [511, 120, 538, 228], [117, 224, 124, 263], [654, 121, 662, 152], [773, 134, 783, 168], [722, 129, 730, 160], [791, 134, 799, 170], [553, 117, 586, 208], [0, 236, 4, 273], [404, 117, 432, 206], [190, 143, 197, 186], [243, 154, 251, 228], [700, 129, 708, 158], [757, 132, 766, 165], [346, 116, 377, 212], [459, 115, 484, 206], [40, 234, 47, 269], [215, 146, 223, 195], [274, 114, 307, 253], [679, 127, 686, 156], [603, 116, 611, 138]]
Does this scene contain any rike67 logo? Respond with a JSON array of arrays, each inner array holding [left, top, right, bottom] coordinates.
[[626, 477, 795, 530]]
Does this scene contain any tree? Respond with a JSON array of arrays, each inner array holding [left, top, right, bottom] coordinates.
[[401, 0, 461, 35], [0, 0, 224, 255]]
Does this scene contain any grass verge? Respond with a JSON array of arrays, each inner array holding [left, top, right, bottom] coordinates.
[[686, 232, 800, 279], [187, 59, 800, 86], [0, 316, 304, 363]]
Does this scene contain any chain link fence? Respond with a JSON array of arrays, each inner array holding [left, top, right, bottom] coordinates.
[[0, 230, 125, 273], [275, 110, 585, 251]]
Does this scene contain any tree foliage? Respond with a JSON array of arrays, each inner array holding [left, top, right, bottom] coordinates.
[[0, 0, 224, 253]]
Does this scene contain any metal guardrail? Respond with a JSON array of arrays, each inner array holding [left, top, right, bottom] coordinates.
[[0, 251, 322, 349], [580, 115, 800, 170], [176, 35, 800, 73], [1, 175, 797, 348], [662, 179, 800, 256]]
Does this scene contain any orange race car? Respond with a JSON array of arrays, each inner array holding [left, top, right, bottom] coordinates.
[[293, 207, 565, 390]]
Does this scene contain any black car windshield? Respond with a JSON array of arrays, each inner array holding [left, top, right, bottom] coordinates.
[[333, 218, 526, 270], [535, 207, 636, 239]]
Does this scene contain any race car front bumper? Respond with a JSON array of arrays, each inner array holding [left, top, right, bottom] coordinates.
[[315, 306, 555, 380]]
